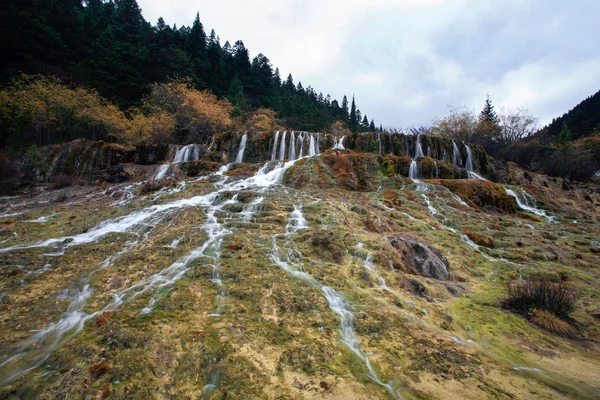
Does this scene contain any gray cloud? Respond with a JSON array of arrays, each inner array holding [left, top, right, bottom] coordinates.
[[138, 0, 600, 129]]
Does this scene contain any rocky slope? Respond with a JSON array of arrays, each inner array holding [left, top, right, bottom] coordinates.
[[0, 132, 599, 399]]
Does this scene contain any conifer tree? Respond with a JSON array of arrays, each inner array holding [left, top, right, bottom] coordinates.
[[341, 95, 349, 118], [479, 95, 499, 124], [370, 119, 376, 131], [350, 96, 357, 125]]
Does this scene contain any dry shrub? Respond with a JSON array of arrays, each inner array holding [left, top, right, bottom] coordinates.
[[89, 360, 110, 381], [531, 310, 578, 338], [504, 279, 579, 319], [51, 174, 73, 189]]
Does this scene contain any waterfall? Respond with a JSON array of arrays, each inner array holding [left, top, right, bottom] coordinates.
[[415, 134, 424, 158], [505, 188, 555, 222], [288, 131, 296, 160], [464, 143, 486, 179], [442, 149, 447, 164], [173, 144, 200, 163], [271, 207, 401, 399], [297, 133, 304, 158], [279, 131, 287, 161], [427, 146, 431, 157], [271, 131, 280, 161], [409, 159, 419, 181], [333, 136, 345, 150], [153, 164, 171, 181], [308, 135, 317, 156], [405, 135, 411, 158], [315, 134, 320, 154], [452, 140, 460, 166], [434, 160, 439, 178], [378, 132, 382, 155], [235, 133, 248, 163]]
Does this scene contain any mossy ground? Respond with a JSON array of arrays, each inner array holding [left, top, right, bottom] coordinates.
[[0, 155, 599, 399]]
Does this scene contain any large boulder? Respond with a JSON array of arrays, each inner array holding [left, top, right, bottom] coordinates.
[[389, 234, 450, 280]]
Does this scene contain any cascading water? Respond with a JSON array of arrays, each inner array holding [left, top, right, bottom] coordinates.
[[271, 131, 280, 161], [271, 206, 402, 399], [297, 132, 304, 158], [279, 131, 287, 161], [405, 135, 411, 158], [442, 149, 448, 164], [288, 131, 296, 160], [315, 134, 320, 154], [505, 188, 555, 222], [235, 133, 248, 163], [0, 160, 300, 385], [409, 159, 419, 181], [173, 144, 200, 163], [427, 146, 431, 157], [452, 140, 460, 166], [333, 136, 345, 150], [308, 134, 317, 156], [434, 160, 439, 178], [415, 134, 424, 158], [463, 143, 486, 180], [378, 132, 382, 155], [153, 164, 171, 180]]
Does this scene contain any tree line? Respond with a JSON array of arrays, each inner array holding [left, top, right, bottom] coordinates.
[[0, 0, 380, 150]]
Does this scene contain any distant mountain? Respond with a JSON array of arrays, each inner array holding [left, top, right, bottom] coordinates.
[[537, 89, 600, 141]]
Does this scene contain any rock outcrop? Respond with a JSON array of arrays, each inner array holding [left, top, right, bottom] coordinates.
[[389, 234, 451, 280]]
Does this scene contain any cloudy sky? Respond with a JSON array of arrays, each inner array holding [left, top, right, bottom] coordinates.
[[137, 0, 600, 129]]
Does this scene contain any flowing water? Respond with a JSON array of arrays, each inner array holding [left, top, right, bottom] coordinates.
[[415, 134, 424, 158], [279, 131, 287, 161], [288, 131, 296, 160], [505, 188, 555, 222], [271, 131, 280, 161], [408, 160, 419, 181], [452, 140, 460, 166], [235, 133, 248, 163], [333, 136, 345, 150]]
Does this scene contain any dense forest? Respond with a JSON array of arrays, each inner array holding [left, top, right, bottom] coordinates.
[[0, 0, 379, 150], [535, 90, 600, 142]]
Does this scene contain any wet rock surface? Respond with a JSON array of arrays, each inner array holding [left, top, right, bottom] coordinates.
[[389, 234, 451, 280]]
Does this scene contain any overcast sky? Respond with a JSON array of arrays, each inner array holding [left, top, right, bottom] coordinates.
[[137, 0, 600, 129]]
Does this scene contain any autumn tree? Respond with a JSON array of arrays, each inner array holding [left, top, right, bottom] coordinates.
[[430, 105, 476, 141]]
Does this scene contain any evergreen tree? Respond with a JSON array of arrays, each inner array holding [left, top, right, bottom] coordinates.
[[350, 96, 357, 125], [479, 95, 499, 124], [558, 122, 572, 146], [341, 95, 349, 118], [370, 119, 376, 131]]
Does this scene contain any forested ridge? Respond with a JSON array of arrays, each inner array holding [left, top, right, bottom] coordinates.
[[0, 0, 379, 149]]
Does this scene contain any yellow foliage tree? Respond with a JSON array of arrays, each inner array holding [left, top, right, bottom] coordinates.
[[244, 108, 281, 132], [144, 82, 237, 142], [0, 74, 128, 148]]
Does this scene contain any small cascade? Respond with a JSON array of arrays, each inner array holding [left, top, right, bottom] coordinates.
[[452, 140, 460, 166], [288, 131, 296, 160], [308, 134, 317, 156], [442, 149, 448, 164], [241, 197, 264, 222], [405, 135, 411, 158], [173, 144, 200, 163], [271, 131, 280, 161], [315, 134, 321, 154], [464, 143, 486, 179], [333, 136, 345, 150], [297, 132, 304, 158], [415, 134, 424, 158], [409, 159, 419, 181], [271, 208, 401, 399], [434, 160, 439, 178], [279, 131, 287, 161], [235, 133, 248, 163], [377, 132, 382, 155], [427, 146, 431, 157], [505, 188, 555, 222], [153, 164, 171, 181]]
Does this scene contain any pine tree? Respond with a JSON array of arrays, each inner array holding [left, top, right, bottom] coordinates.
[[341, 95, 349, 118], [370, 119, 376, 131], [350, 96, 357, 125], [479, 95, 499, 124], [558, 122, 572, 146], [361, 115, 369, 130]]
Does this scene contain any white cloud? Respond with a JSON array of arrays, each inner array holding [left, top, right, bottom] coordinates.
[[137, 0, 600, 128]]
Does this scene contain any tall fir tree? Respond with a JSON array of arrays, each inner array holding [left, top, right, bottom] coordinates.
[[479, 95, 499, 124]]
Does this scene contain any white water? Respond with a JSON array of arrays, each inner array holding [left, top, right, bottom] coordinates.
[[333, 136, 345, 150], [464, 144, 486, 180], [415, 134, 424, 158], [297, 132, 304, 158], [378, 132, 382, 156], [427, 146, 431, 157], [173, 144, 200, 163], [271, 208, 401, 399], [434, 160, 439, 178], [25, 212, 60, 223], [279, 131, 287, 161], [271, 131, 280, 161], [452, 140, 460, 166], [308, 134, 317, 156], [408, 159, 419, 181], [153, 164, 171, 180], [315, 134, 321, 154], [0, 160, 299, 385], [241, 196, 264, 222], [235, 133, 248, 163], [288, 131, 296, 160], [505, 188, 555, 222]]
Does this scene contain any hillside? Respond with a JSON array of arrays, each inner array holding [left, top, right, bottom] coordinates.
[[537, 89, 600, 142], [0, 133, 599, 399]]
